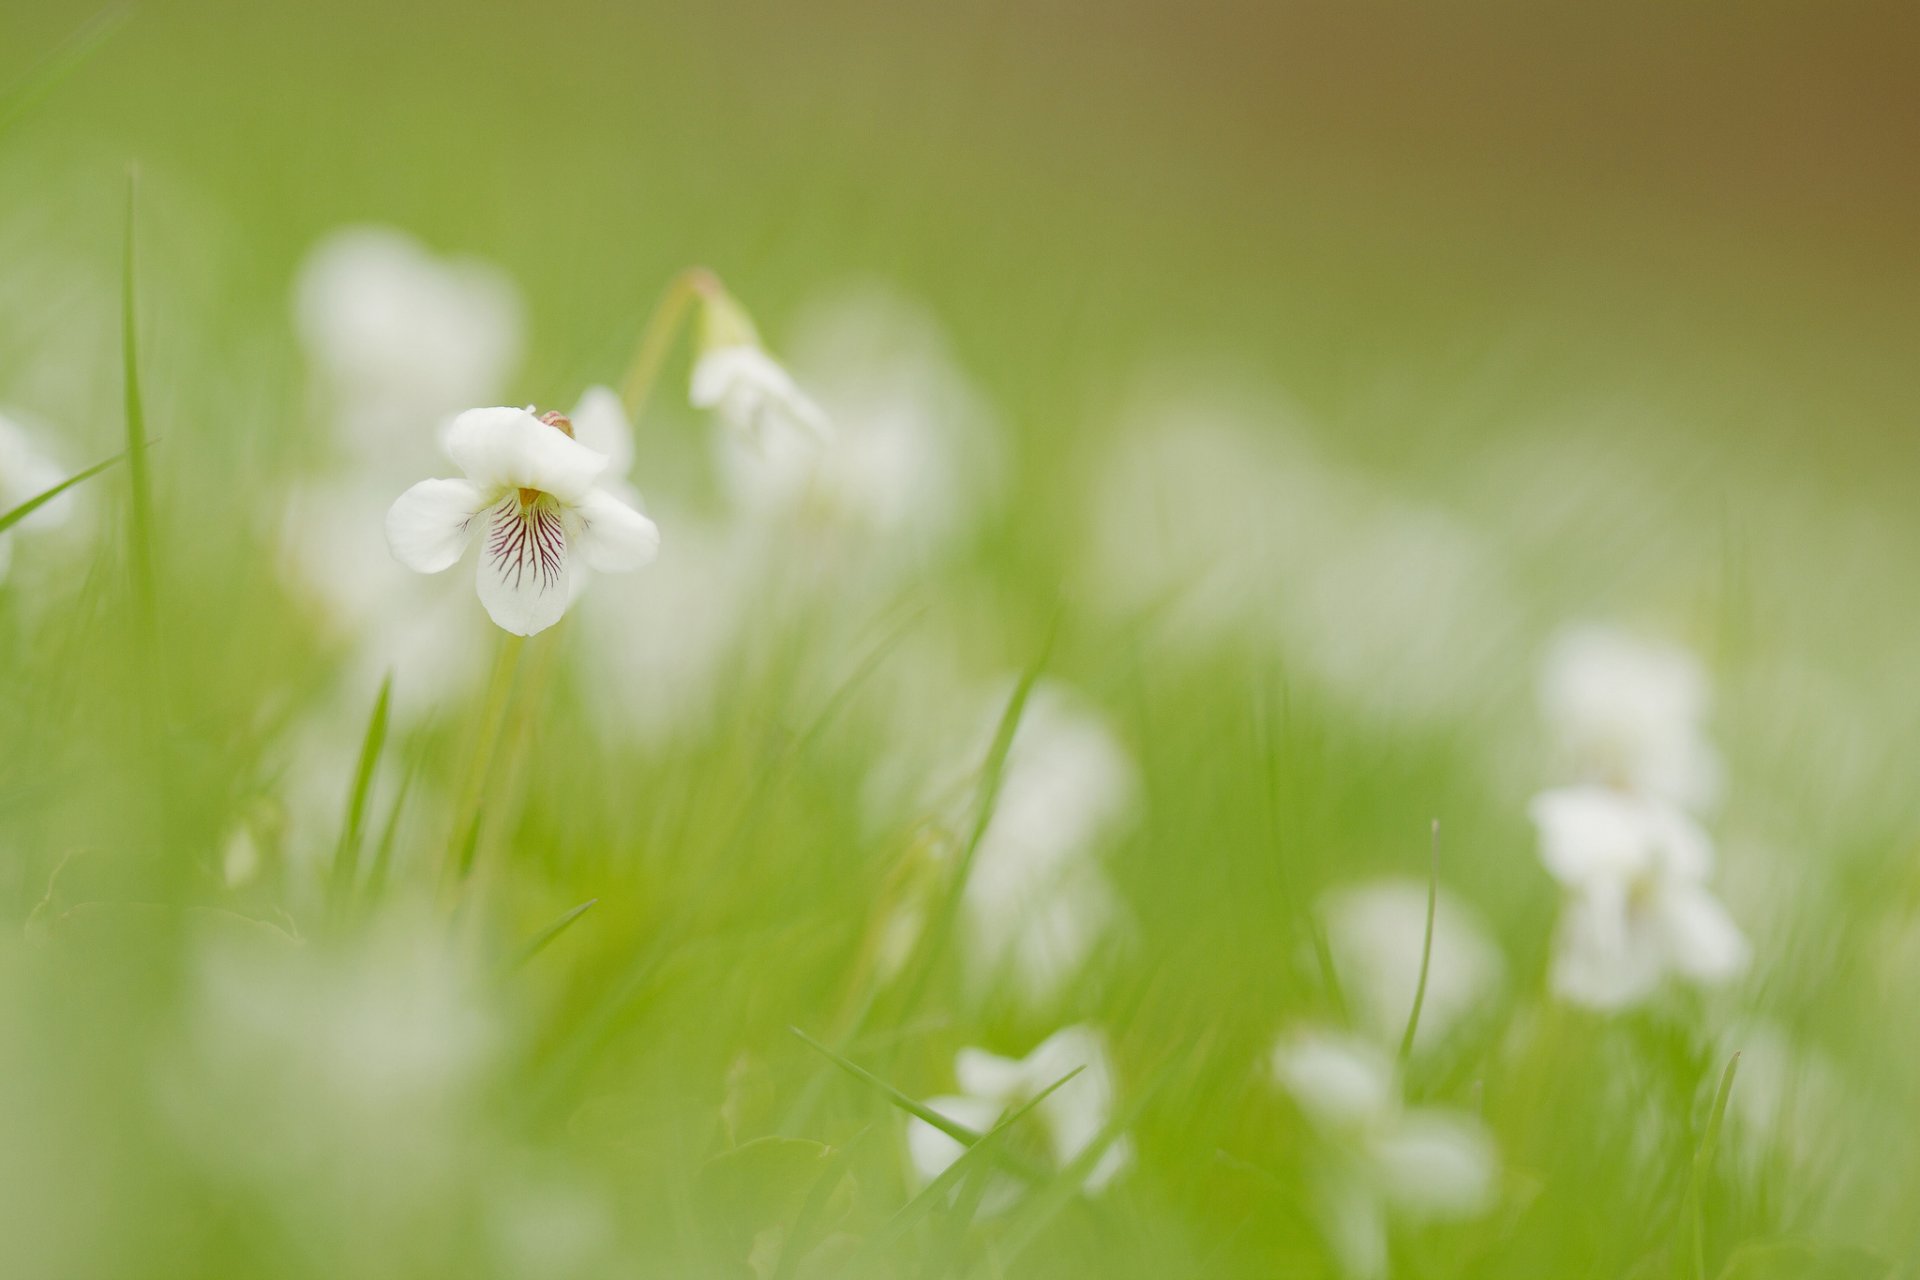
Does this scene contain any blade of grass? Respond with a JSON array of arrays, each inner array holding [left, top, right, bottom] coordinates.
[[891, 621, 1055, 1020], [503, 898, 600, 973], [0, 6, 130, 137], [0, 450, 129, 536], [872, 1066, 1084, 1253], [998, 1059, 1170, 1265], [1397, 818, 1441, 1065], [1257, 666, 1344, 1019], [122, 170, 157, 633], [327, 674, 392, 919], [360, 755, 417, 908], [1686, 1051, 1742, 1280], [789, 1026, 987, 1145]]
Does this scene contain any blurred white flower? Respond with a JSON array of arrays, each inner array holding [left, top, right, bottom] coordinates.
[[931, 680, 1138, 1006], [386, 402, 659, 636], [1531, 785, 1749, 1009], [0, 409, 74, 582], [294, 226, 522, 466], [1540, 624, 1722, 813], [1320, 878, 1505, 1054], [164, 911, 497, 1236], [692, 345, 829, 451], [1272, 1028, 1498, 1279], [714, 284, 1000, 572], [906, 1024, 1133, 1204], [1079, 388, 1516, 728]]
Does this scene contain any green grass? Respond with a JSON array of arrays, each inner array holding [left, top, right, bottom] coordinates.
[[1, 4, 1917, 1278]]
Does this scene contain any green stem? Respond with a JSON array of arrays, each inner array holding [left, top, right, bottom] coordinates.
[[446, 634, 525, 887], [617, 266, 720, 421]]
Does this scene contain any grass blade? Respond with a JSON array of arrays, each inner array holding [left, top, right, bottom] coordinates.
[[504, 898, 600, 973], [999, 1059, 1168, 1265], [0, 7, 130, 137], [122, 170, 157, 631], [892, 620, 1055, 1017], [0, 450, 128, 536], [873, 1065, 1084, 1251], [789, 1026, 987, 1145], [327, 674, 392, 917], [1398, 818, 1441, 1064]]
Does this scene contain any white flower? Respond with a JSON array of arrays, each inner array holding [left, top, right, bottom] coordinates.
[[1532, 785, 1749, 1009], [385, 404, 659, 636], [943, 681, 1138, 1006], [1320, 878, 1505, 1054], [691, 345, 828, 451], [712, 286, 1000, 571], [1271, 1029, 1498, 1279], [0, 409, 74, 582], [295, 226, 522, 465], [1540, 624, 1722, 812], [905, 1025, 1134, 1204]]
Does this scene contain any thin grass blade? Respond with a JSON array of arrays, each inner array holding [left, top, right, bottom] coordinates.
[[504, 898, 601, 973], [0, 450, 128, 536], [0, 7, 130, 137], [327, 673, 392, 916]]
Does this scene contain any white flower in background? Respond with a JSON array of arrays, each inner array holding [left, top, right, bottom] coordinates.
[[919, 680, 1138, 1007], [1540, 623, 1722, 813], [1532, 785, 1748, 1010], [386, 403, 659, 636], [163, 911, 497, 1229], [692, 345, 829, 450], [295, 226, 523, 466], [713, 284, 1001, 568], [690, 280, 828, 451], [0, 409, 74, 582], [1079, 388, 1516, 729], [1272, 1029, 1498, 1280], [906, 1025, 1133, 1205], [1321, 879, 1505, 1054]]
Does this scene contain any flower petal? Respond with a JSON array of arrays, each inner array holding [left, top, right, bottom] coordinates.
[[568, 385, 633, 478], [1369, 1110, 1499, 1219], [1271, 1029, 1398, 1131], [1530, 785, 1655, 887], [445, 406, 609, 502], [903, 1094, 1002, 1188], [474, 496, 571, 635], [386, 478, 487, 573], [1657, 885, 1750, 985], [1550, 884, 1663, 1010], [569, 487, 660, 573]]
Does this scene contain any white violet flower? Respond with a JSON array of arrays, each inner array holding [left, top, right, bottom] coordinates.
[[689, 282, 828, 450], [691, 345, 829, 450], [295, 225, 523, 463], [1540, 623, 1722, 813], [1531, 784, 1749, 1010], [1320, 878, 1505, 1055], [906, 1024, 1133, 1206], [385, 404, 659, 636], [1272, 1028, 1498, 1280]]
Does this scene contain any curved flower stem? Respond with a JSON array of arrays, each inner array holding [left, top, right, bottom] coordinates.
[[618, 266, 721, 421]]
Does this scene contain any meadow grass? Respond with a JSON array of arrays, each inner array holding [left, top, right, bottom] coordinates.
[[2, 5, 1917, 1278]]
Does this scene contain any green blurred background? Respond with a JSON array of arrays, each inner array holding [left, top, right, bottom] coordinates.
[[3, 1, 1920, 1277]]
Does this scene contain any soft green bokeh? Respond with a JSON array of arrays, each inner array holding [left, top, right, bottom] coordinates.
[[2, 3, 1917, 1276]]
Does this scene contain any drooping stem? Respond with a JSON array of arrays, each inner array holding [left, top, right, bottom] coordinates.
[[618, 266, 721, 421]]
